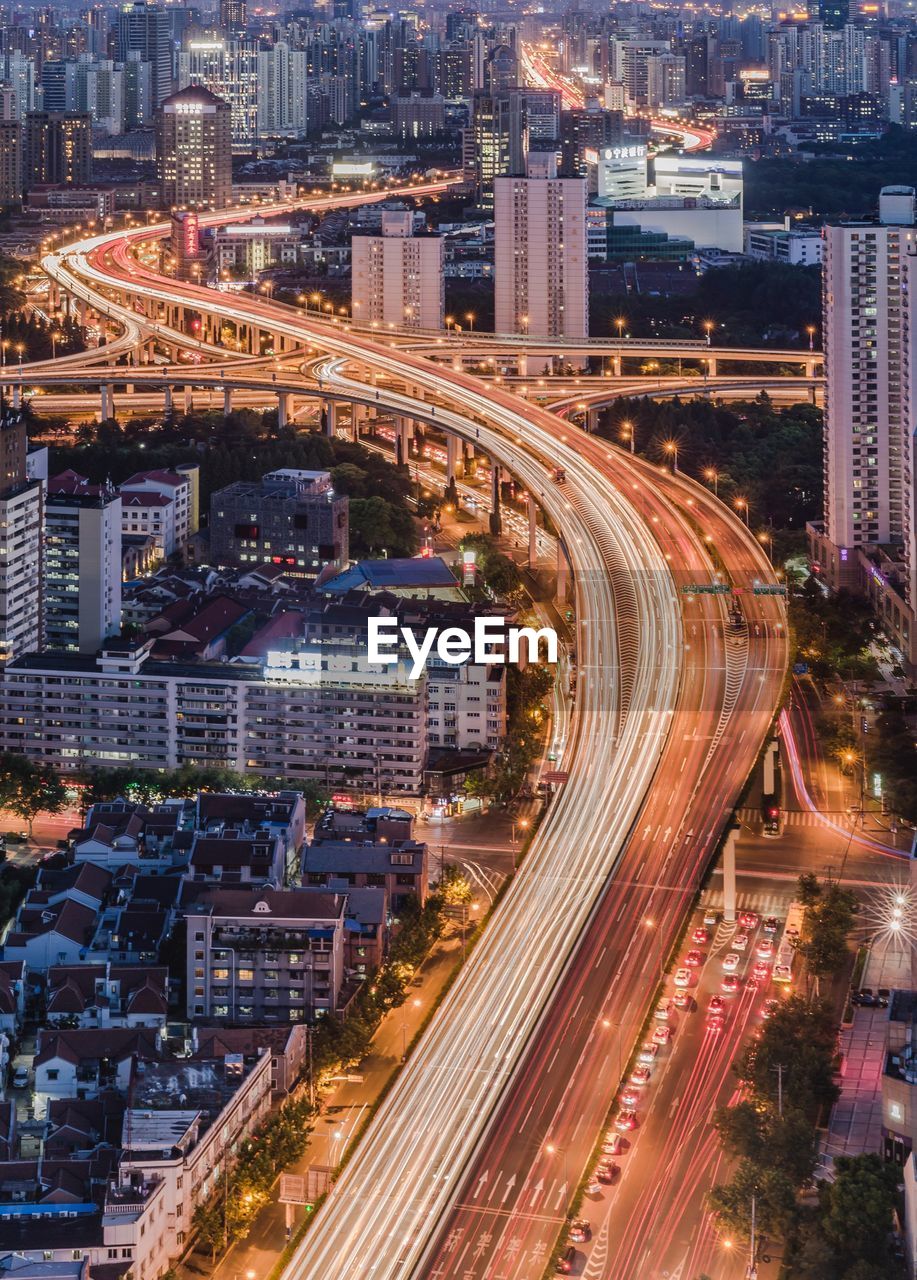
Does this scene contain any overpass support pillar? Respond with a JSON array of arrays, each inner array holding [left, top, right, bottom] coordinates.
[[586, 408, 599, 433], [722, 824, 739, 924], [463, 440, 475, 476], [489, 463, 502, 537], [322, 399, 336, 438], [612, 354, 622, 377], [100, 384, 114, 421], [706, 357, 718, 377], [49, 283, 60, 311], [78, 298, 88, 328], [395, 415, 412, 465], [223, 387, 233, 417], [183, 386, 193, 414], [11, 386, 21, 409], [446, 434, 459, 485], [163, 385, 173, 416], [527, 495, 538, 569], [278, 392, 290, 430], [351, 401, 365, 440], [556, 539, 569, 605]]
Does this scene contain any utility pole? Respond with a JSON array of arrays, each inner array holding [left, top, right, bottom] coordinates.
[[774, 1063, 784, 1118], [307, 1026, 315, 1109], [747, 1193, 757, 1279]]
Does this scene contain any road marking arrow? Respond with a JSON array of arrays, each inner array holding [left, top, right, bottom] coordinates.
[[529, 1178, 544, 1208], [554, 1181, 568, 1210], [501, 1174, 517, 1204], [472, 1170, 489, 1199]]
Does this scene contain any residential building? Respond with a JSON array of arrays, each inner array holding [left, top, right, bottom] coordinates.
[[467, 89, 526, 204], [494, 152, 588, 341], [302, 840, 428, 912], [214, 219, 301, 274], [0, 121, 22, 205], [256, 40, 308, 137], [156, 85, 232, 211], [0, 634, 428, 797], [744, 222, 824, 265], [23, 112, 92, 189], [209, 468, 349, 579], [0, 407, 43, 665], [351, 210, 444, 331], [808, 186, 917, 665], [391, 91, 445, 139], [45, 473, 122, 654], [184, 887, 347, 1022], [120, 469, 194, 551], [178, 37, 260, 146], [44, 963, 168, 1029]]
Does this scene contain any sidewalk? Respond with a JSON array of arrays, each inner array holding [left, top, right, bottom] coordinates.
[[177, 913, 481, 1280]]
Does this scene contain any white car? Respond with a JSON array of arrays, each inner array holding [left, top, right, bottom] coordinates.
[[731, 932, 749, 951], [654, 999, 673, 1021], [637, 1042, 659, 1065], [673, 968, 692, 988], [652, 1024, 672, 1046], [722, 952, 740, 973]]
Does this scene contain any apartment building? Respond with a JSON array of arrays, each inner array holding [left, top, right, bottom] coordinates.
[[45, 475, 122, 654], [351, 210, 444, 331], [184, 886, 347, 1022]]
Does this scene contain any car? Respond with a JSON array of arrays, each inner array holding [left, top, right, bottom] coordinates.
[[722, 952, 740, 972], [739, 910, 759, 929], [615, 1110, 638, 1132], [556, 1245, 576, 1273], [763, 916, 779, 935], [773, 964, 793, 984], [684, 949, 704, 967], [731, 932, 749, 952], [703, 909, 720, 927], [654, 999, 673, 1020], [595, 1161, 618, 1183], [721, 974, 741, 994], [10, 1066, 28, 1089], [637, 1042, 659, 1064], [692, 927, 710, 945], [651, 1025, 672, 1046], [674, 968, 692, 988], [3, 831, 27, 845], [672, 989, 693, 1011], [752, 960, 771, 981], [709, 995, 726, 1014], [706, 1012, 726, 1032], [878, 988, 891, 1006], [569, 1219, 591, 1243], [756, 939, 774, 959], [761, 999, 780, 1019], [602, 1133, 624, 1156], [630, 1065, 652, 1086], [619, 1086, 642, 1108]]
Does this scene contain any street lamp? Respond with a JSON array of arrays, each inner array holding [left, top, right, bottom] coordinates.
[[545, 1142, 569, 1192], [465, 311, 475, 332], [757, 530, 774, 562], [643, 917, 665, 979], [734, 497, 749, 526], [663, 440, 679, 473], [806, 324, 816, 351], [401, 996, 422, 1061], [620, 419, 635, 453], [703, 319, 714, 346], [511, 816, 530, 848], [461, 900, 480, 960], [704, 467, 719, 497]]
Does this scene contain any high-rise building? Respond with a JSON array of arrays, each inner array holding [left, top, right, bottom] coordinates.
[[44, 474, 122, 654], [468, 89, 525, 204], [494, 152, 588, 341], [116, 1, 173, 109], [24, 112, 92, 188], [179, 38, 259, 145], [809, 186, 917, 664], [156, 85, 232, 210], [0, 406, 43, 665], [256, 41, 308, 137], [351, 210, 444, 331], [0, 122, 22, 205], [219, 0, 247, 37]]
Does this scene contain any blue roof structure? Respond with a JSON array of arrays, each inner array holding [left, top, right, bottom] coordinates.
[[321, 557, 458, 594]]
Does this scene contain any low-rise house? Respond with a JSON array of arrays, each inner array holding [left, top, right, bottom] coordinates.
[[192, 1024, 307, 1096], [33, 1028, 162, 1100], [2, 901, 99, 972], [187, 831, 286, 888], [45, 965, 168, 1030], [0, 962, 26, 1035], [302, 840, 428, 912]]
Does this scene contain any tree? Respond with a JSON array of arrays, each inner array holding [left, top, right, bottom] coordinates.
[[707, 1159, 797, 1239], [821, 1154, 900, 1264], [0, 753, 68, 835], [439, 864, 472, 906]]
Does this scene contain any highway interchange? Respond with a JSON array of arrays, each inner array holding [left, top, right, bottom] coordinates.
[[25, 179, 792, 1279]]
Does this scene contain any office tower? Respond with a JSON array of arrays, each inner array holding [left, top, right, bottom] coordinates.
[[0, 122, 22, 204], [116, 1, 173, 108], [0, 406, 43, 665], [219, 0, 247, 36], [686, 35, 711, 97], [523, 89, 560, 149], [811, 186, 917, 663], [1, 52, 37, 119], [40, 60, 79, 112], [646, 54, 686, 109], [24, 112, 92, 187], [351, 211, 444, 331], [391, 91, 445, 139], [819, 0, 851, 31], [487, 42, 518, 91], [494, 152, 588, 340], [610, 38, 671, 107], [45, 476, 122, 654], [124, 52, 154, 129], [156, 85, 231, 210], [179, 37, 259, 145], [559, 108, 624, 182], [469, 88, 525, 204]]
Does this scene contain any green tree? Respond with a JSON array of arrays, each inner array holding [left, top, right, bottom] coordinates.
[[439, 864, 473, 906], [821, 1154, 900, 1264], [707, 1159, 797, 1239], [0, 753, 68, 835]]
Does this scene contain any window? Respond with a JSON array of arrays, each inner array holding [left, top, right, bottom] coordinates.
[[212, 968, 229, 980], [238, 968, 254, 982], [46, 1069, 59, 1081]]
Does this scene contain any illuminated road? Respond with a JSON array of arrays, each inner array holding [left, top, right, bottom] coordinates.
[[37, 184, 786, 1280]]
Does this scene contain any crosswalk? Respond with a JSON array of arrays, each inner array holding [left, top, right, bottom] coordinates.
[[702, 887, 792, 917], [737, 806, 838, 830]]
